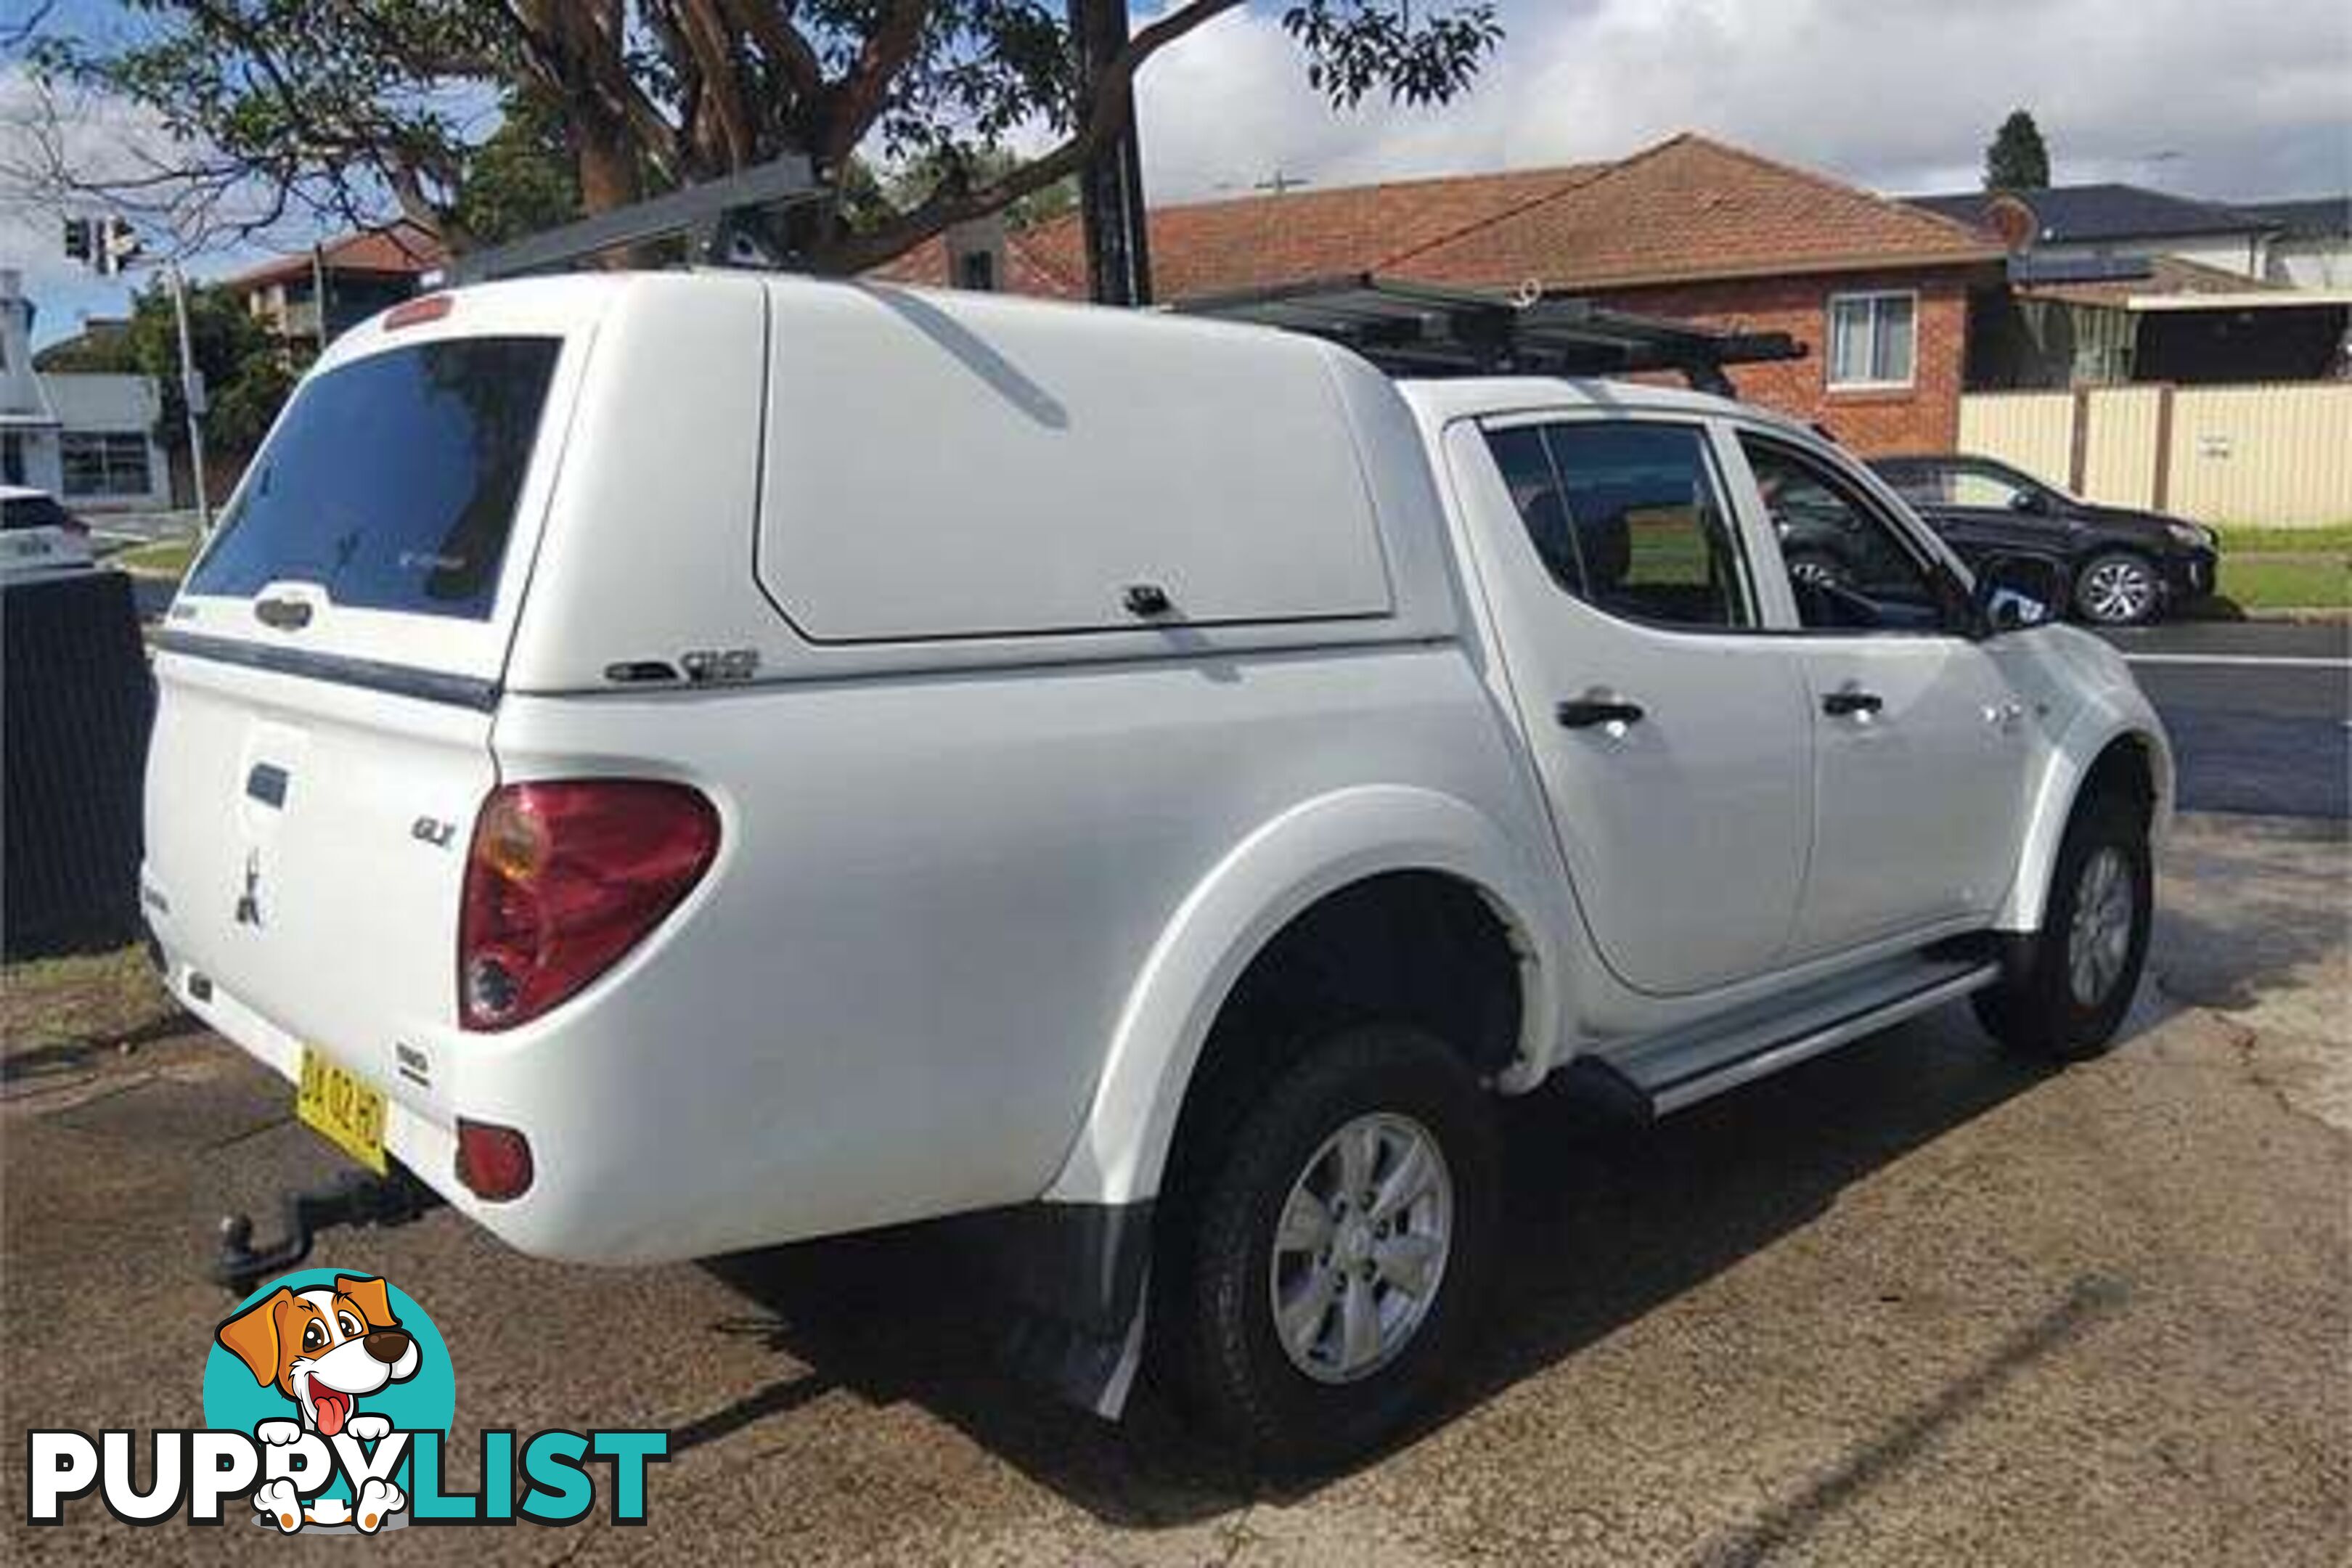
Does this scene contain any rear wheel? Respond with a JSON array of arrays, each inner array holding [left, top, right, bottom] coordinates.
[[1973, 789, 2152, 1060], [2074, 551, 2161, 625], [1164, 1022, 1500, 1474]]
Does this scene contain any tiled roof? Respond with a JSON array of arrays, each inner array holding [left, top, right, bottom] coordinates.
[[876, 134, 1998, 301], [876, 163, 1607, 299], [1904, 184, 2267, 244], [2235, 195, 2351, 241], [2014, 253, 2284, 308], [232, 221, 445, 288], [1391, 134, 2000, 290]]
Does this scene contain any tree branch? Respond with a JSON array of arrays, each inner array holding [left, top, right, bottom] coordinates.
[[815, 0, 1244, 273], [820, 0, 931, 165], [718, 0, 824, 107]]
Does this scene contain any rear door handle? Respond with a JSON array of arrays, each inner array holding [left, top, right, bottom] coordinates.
[[1821, 689, 1884, 717], [254, 596, 313, 631], [1556, 697, 1646, 730]]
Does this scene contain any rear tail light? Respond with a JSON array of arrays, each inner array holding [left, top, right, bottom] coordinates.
[[458, 780, 719, 1031]]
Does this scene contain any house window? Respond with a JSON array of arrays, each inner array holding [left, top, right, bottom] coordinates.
[[59, 431, 153, 498], [1826, 291, 1916, 388]]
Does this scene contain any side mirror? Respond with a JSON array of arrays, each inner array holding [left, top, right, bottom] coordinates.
[[2007, 488, 2050, 515], [1975, 552, 2069, 633]]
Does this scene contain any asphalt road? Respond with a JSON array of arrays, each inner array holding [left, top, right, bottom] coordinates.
[[4, 814, 2346, 1565], [2095, 621, 2350, 819]]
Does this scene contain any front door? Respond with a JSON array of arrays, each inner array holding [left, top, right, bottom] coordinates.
[[1445, 415, 1812, 997], [1732, 432, 2037, 956]]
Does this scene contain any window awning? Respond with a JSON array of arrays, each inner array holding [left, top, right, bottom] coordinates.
[[1167, 273, 1805, 394]]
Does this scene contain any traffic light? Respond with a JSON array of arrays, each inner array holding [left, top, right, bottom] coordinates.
[[97, 218, 142, 276], [61, 216, 142, 274]]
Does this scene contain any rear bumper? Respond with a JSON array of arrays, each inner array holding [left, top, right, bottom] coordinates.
[[150, 934, 1053, 1266], [163, 956, 473, 1228]]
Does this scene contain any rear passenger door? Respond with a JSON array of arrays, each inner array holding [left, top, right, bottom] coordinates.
[[1728, 431, 2035, 957], [1447, 413, 1813, 996]]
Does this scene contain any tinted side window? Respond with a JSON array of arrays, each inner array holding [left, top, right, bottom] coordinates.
[[1484, 420, 1752, 631], [186, 337, 560, 619], [1949, 465, 2033, 509], [1742, 436, 1947, 632], [2, 495, 74, 532]]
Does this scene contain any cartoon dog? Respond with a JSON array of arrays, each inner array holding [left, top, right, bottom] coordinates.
[[216, 1275, 420, 1534]]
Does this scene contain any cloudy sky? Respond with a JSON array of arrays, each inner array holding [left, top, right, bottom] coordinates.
[[6, 0, 2348, 343]]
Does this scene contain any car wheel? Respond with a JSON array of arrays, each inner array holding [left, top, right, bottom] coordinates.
[[2074, 551, 2161, 625], [1973, 788, 2152, 1061], [1164, 1022, 1500, 1474]]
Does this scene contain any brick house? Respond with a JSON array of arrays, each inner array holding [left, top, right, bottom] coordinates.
[[878, 134, 2003, 454], [227, 221, 444, 355]]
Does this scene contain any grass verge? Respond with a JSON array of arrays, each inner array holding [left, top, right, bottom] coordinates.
[[1, 945, 184, 1064], [2210, 522, 2352, 555], [112, 536, 200, 577], [2216, 555, 2350, 612]]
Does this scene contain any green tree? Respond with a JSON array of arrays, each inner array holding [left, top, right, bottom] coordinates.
[[883, 144, 1076, 232], [28, 2, 1502, 278], [1983, 110, 2051, 192], [452, 91, 581, 248], [45, 283, 296, 460]]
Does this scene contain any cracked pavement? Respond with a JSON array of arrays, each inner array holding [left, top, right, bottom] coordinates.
[[3, 812, 2345, 1565]]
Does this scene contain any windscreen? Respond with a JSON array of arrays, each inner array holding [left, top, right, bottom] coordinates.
[[185, 336, 561, 620]]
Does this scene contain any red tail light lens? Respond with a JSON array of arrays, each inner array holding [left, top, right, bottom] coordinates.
[[455, 1119, 534, 1201], [458, 780, 719, 1031]]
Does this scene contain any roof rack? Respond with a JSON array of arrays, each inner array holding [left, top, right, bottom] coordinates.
[[446, 155, 822, 285], [1169, 273, 1804, 395]]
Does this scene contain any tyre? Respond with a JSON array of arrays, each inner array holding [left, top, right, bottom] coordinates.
[[1973, 788, 2152, 1060], [2073, 551, 2161, 626], [1164, 1022, 1500, 1473]]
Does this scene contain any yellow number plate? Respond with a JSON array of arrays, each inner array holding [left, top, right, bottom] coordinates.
[[296, 1046, 388, 1175]]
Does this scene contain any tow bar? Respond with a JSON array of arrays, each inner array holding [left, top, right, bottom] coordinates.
[[210, 1164, 444, 1296]]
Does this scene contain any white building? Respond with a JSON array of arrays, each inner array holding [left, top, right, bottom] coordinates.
[[0, 269, 171, 512]]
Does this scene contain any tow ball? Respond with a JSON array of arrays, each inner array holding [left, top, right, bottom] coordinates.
[[210, 1165, 443, 1297]]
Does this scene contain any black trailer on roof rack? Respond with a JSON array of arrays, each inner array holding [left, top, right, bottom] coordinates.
[[1169, 273, 1805, 397]]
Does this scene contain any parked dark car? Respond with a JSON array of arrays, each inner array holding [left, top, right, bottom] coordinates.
[[1864, 454, 2218, 626]]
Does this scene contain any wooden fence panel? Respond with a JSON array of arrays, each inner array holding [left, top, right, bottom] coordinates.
[[1958, 393, 2073, 489], [2164, 385, 2352, 528], [1961, 383, 2352, 527]]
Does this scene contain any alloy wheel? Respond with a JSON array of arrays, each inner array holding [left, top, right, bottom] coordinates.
[[1267, 1111, 1454, 1384], [2067, 844, 2136, 1007], [2080, 558, 2157, 624]]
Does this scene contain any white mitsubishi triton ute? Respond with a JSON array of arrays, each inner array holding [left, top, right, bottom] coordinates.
[[144, 273, 2168, 1471]]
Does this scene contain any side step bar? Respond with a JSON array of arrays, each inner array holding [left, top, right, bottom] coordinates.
[[1588, 955, 2001, 1116]]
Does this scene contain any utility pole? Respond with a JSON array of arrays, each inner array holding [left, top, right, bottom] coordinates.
[[62, 216, 211, 530], [1069, 0, 1153, 306], [166, 262, 211, 532]]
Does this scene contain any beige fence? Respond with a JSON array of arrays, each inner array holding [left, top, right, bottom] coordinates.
[[1959, 383, 2352, 527]]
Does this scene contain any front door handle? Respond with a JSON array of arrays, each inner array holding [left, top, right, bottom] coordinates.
[[1821, 689, 1884, 717], [1557, 697, 1646, 730]]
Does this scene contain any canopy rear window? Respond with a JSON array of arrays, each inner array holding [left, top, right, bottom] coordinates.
[[187, 337, 561, 620]]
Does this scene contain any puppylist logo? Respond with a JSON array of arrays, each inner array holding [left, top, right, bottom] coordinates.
[[27, 1269, 667, 1533]]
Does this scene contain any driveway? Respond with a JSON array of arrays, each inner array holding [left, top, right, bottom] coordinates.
[[3, 812, 2344, 1565]]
